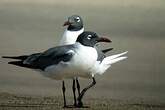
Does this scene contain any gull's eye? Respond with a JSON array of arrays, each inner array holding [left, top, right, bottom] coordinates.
[[87, 35, 92, 40], [75, 17, 80, 22]]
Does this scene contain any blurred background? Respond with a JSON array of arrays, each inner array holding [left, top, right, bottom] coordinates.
[[0, 0, 165, 103]]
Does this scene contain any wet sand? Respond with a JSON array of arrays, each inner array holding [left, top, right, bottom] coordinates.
[[0, 92, 165, 110]]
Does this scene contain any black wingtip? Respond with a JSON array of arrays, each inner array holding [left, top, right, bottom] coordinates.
[[2, 56, 15, 59], [102, 48, 113, 54], [2, 55, 28, 60], [8, 60, 39, 70], [8, 61, 32, 69], [8, 61, 24, 66], [2, 56, 10, 58]]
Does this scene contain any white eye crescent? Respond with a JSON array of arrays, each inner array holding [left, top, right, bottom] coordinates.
[[76, 17, 80, 22], [87, 35, 92, 40]]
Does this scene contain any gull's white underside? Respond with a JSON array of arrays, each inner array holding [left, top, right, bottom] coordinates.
[[42, 43, 98, 80]]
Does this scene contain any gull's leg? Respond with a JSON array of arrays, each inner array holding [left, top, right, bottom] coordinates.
[[72, 79, 77, 106], [76, 77, 81, 97], [77, 77, 96, 107], [62, 80, 67, 107]]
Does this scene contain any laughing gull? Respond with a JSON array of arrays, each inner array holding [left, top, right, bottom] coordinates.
[[61, 15, 127, 107], [2, 31, 111, 107], [60, 15, 84, 45], [60, 15, 113, 106]]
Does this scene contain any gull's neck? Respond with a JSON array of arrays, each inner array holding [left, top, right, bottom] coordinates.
[[59, 28, 84, 46]]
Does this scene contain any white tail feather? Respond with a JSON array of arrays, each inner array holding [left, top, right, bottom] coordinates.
[[105, 51, 128, 61], [92, 51, 128, 75], [106, 56, 127, 65], [102, 51, 128, 65]]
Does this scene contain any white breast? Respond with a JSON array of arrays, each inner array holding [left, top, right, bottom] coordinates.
[[59, 28, 84, 45], [70, 43, 98, 74]]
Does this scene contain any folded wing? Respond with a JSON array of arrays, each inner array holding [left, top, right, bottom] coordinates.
[[2, 45, 76, 71]]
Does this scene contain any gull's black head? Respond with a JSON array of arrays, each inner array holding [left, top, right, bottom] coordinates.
[[76, 31, 111, 47], [63, 15, 83, 31]]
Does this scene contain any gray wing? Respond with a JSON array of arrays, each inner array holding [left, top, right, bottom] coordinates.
[[95, 46, 113, 62], [23, 45, 76, 70], [96, 47, 106, 62]]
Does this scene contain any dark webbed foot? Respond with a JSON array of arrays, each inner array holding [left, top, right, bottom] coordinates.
[[77, 101, 83, 107]]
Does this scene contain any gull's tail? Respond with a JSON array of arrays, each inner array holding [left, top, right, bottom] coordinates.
[[94, 51, 128, 75], [103, 51, 128, 65]]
